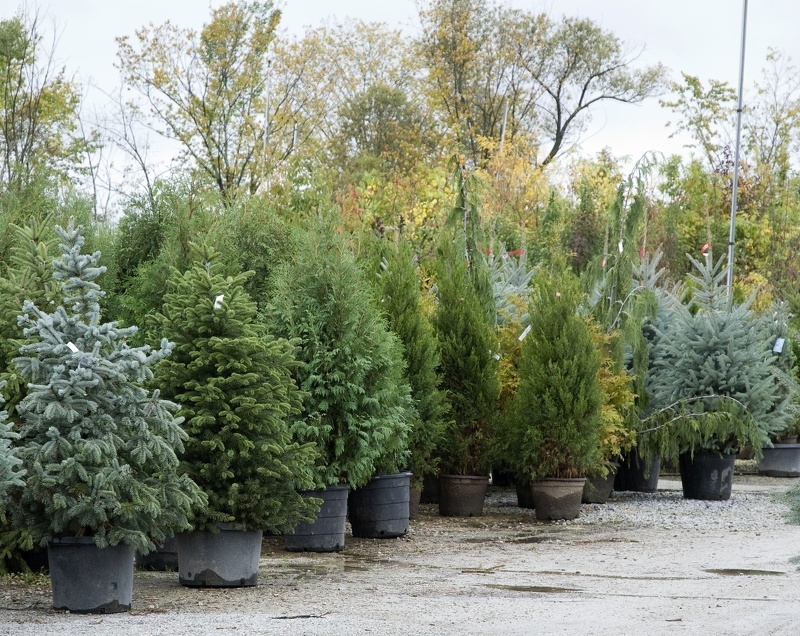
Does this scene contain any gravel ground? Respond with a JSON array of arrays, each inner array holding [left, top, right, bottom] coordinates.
[[2, 468, 800, 635]]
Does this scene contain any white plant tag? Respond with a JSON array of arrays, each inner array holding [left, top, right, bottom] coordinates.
[[213, 294, 224, 309], [518, 325, 532, 341], [66, 342, 79, 353], [774, 337, 786, 354]]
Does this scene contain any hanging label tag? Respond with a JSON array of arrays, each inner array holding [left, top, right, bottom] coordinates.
[[67, 342, 79, 353], [518, 325, 532, 341], [774, 337, 786, 354], [213, 294, 224, 309]]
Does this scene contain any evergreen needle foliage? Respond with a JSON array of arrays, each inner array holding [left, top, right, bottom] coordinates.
[[10, 222, 205, 553], [152, 248, 319, 533], [0, 217, 61, 417], [369, 236, 449, 482], [433, 233, 499, 475], [644, 254, 799, 459], [269, 218, 412, 488], [0, 385, 24, 519], [510, 268, 605, 479]]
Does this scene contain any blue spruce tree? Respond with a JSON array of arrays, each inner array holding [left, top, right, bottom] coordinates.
[[11, 222, 204, 553], [645, 254, 798, 458], [0, 385, 24, 519]]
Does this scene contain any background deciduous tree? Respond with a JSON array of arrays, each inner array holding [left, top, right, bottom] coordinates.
[[0, 9, 86, 192], [116, 1, 281, 204]]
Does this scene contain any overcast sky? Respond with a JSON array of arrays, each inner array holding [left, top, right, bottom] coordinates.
[[17, 0, 799, 167]]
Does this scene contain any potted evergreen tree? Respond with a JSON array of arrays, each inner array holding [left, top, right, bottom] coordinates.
[[152, 249, 318, 586], [507, 268, 605, 521], [433, 233, 500, 517], [581, 327, 636, 504], [269, 218, 412, 551], [10, 222, 204, 613], [367, 236, 449, 520], [644, 254, 798, 500]]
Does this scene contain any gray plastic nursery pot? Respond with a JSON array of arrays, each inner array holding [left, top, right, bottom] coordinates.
[[285, 484, 349, 552], [758, 444, 800, 477], [348, 472, 411, 538], [177, 525, 263, 587], [531, 477, 586, 521], [438, 475, 488, 517], [48, 537, 134, 613]]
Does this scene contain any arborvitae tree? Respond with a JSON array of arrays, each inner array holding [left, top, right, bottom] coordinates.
[[509, 268, 605, 479], [152, 249, 318, 533], [433, 232, 499, 475], [212, 202, 297, 314], [369, 236, 449, 482], [269, 218, 412, 488], [0, 386, 24, 518], [10, 222, 204, 553], [644, 254, 798, 458]]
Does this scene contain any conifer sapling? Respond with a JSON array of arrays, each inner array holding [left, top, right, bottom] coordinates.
[[153, 249, 318, 533], [269, 219, 412, 488], [11, 222, 204, 553]]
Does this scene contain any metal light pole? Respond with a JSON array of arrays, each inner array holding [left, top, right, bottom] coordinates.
[[726, 0, 748, 296]]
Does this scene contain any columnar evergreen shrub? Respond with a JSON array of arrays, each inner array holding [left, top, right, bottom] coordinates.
[[433, 234, 499, 475], [269, 218, 412, 488], [370, 236, 449, 482], [152, 249, 318, 532], [644, 254, 798, 459], [509, 268, 605, 479], [10, 222, 204, 553]]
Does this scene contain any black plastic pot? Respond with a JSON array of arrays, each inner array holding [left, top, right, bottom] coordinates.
[[438, 475, 488, 517], [419, 473, 440, 504], [48, 537, 134, 613], [348, 472, 411, 538], [515, 480, 534, 509], [138, 537, 178, 571], [582, 466, 618, 504], [531, 478, 586, 521], [284, 484, 349, 552], [614, 448, 661, 492], [177, 525, 262, 587], [679, 450, 735, 501]]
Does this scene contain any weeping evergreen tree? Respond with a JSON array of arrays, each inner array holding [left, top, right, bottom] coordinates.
[[152, 249, 318, 533], [583, 165, 664, 468], [10, 222, 205, 553], [269, 218, 412, 488], [369, 236, 449, 483], [644, 254, 799, 459]]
